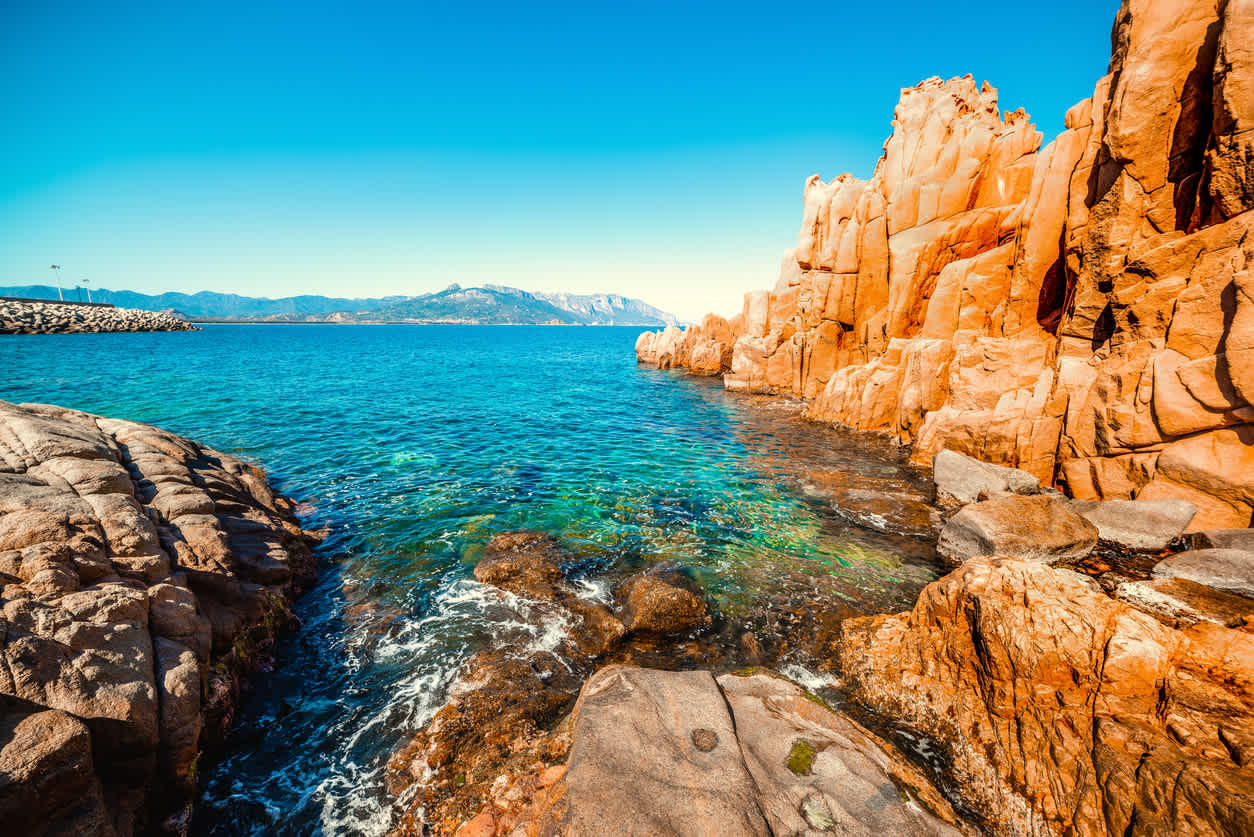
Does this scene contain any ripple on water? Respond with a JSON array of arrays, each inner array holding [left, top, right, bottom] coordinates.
[[0, 325, 946, 835]]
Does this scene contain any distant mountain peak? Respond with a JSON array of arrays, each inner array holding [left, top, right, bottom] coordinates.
[[0, 284, 680, 326]]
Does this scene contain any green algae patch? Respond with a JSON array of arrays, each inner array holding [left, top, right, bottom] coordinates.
[[731, 666, 762, 677], [801, 690, 834, 712], [787, 739, 816, 775]]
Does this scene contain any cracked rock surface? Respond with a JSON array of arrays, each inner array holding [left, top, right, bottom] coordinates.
[[838, 556, 1254, 836], [0, 400, 315, 836]]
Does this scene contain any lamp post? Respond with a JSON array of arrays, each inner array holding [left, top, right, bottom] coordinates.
[[49, 265, 64, 301], [81, 279, 92, 304]]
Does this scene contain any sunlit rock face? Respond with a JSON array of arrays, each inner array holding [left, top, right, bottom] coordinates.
[[638, 0, 1254, 530]]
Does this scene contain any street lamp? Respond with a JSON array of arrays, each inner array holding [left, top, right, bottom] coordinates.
[[80, 279, 92, 304], [49, 265, 64, 301]]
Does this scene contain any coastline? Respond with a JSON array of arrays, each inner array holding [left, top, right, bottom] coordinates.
[[635, 0, 1254, 532]]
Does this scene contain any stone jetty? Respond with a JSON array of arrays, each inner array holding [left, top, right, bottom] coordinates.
[[1, 299, 197, 334]]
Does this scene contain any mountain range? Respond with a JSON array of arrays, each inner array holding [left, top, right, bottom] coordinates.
[[0, 283, 680, 326]]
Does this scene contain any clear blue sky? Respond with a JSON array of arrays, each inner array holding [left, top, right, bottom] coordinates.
[[2, 0, 1118, 320]]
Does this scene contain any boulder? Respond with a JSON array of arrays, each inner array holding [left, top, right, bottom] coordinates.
[[545, 667, 771, 836], [937, 495, 1098, 564], [1115, 577, 1254, 630], [931, 448, 1040, 505], [1153, 548, 1254, 599], [838, 556, 1254, 836], [533, 666, 964, 837], [716, 671, 966, 836], [615, 562, 711, 637], [473, 531, 565, 599], [0, 709, 115, 837], [1192, 529, 1254, 551], [1068, 498, 1196, 550]]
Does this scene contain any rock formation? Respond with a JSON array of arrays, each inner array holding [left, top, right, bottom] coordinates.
[[0, 401, 316, 835], [505, 666, 969, 837], [0, 300, 196, 334], [638, 0, 1254, 530], [837, 556, 1254, 836]]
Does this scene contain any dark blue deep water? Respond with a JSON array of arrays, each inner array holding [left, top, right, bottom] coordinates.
[[1, 324, 944, 835]]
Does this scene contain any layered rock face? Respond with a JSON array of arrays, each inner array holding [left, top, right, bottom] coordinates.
[[0, 401, 315, 835], [838, 556, 1254, 836], [0, 300, 197, 334], [638, 0, 1254, 529]]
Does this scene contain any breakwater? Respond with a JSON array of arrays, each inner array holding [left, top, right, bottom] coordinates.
[[1, 298, 196, 334]]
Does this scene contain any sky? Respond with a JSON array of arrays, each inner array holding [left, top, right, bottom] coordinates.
[[2, 0, 1119, 321]]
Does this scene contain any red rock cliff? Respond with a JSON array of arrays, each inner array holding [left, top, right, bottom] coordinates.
[[637, 0, 1254, 530]]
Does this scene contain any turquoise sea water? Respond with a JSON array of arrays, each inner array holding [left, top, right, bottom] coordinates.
[[1, 325, 944, 835]]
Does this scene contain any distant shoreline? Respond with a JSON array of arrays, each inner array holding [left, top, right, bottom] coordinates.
[[190, 319, 679, 326]]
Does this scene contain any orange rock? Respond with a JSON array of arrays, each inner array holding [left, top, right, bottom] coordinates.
[[838, 556, 1254, 836], [634, 0, 1254, 520]]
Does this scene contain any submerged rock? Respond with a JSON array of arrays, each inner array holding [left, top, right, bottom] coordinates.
[[473, 530, 627, 657], [937, 494, 1098, 564], [473, 531, 567, 598], [1069, 498, 1197, 550], [931, 449, 1040, 505], [615, 562, 711, 638], [838, 556, 1254, 836], [0, 400, 316, 834]]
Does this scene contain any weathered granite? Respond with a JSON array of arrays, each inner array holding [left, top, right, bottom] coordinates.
[[838, 556, 1254, 836], [637, 0, 1254, 530], [0, 401, 316, 835], [1153, 548, 1254, 598], [1069, 498, 1197, 550], [936, 494, 1099, 564], [431, 666, 969, 837]]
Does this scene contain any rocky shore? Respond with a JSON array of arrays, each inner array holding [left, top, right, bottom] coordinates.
[[0, 401, 316, 835], [387, 4, 1254, 826], [383, 450, 1254, 836], [637, 0, 1254, 530], [1, 299, 197, 334]]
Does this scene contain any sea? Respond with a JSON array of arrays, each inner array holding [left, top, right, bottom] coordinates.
[[0, 324, 947, 835]]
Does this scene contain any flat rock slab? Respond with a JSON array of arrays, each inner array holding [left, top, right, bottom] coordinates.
[[1116, 577, 1254, 630], [552, 666, 771, 836], [932, 449, 1040, 505], [716, 672, 964, 837], [938, 495, 1098, 565], [1192, 529, 1254, 552], [542, 665, 963, 837], [1069, 499, 1196, 550], [1153, 549, 1254, 599]]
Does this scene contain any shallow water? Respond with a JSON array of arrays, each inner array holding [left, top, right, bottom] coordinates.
[[1, 324, 945, 835]]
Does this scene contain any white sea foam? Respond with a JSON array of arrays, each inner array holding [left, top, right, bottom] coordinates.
[[778, 662, 838, 692], [310, 578, 574, 835], [572, 576, 611, 602]]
